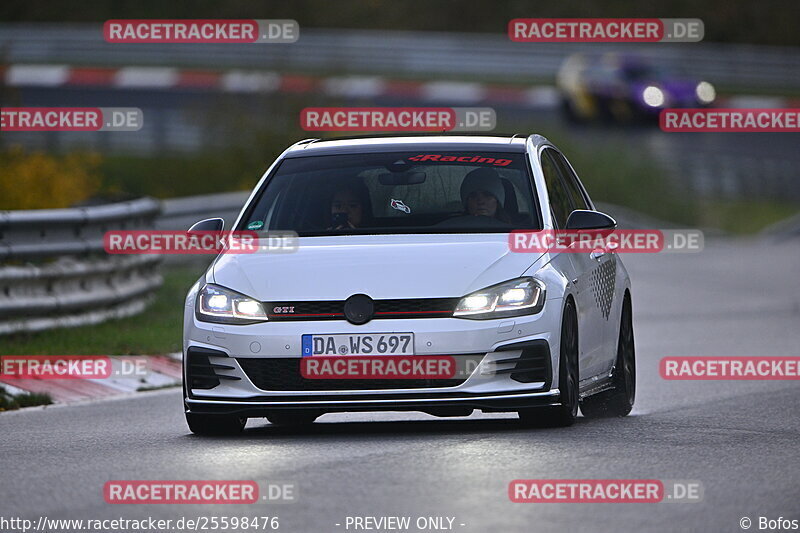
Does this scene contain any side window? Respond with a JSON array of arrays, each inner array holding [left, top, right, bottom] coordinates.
[[540, 149, 572, 228], [553, 152, 589, 211]]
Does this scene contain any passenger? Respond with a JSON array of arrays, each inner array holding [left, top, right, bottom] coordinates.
[[460, 167, 511, 223]]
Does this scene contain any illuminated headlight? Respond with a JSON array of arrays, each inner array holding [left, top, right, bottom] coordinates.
[[196, 284, 268, 324], [454, 278, 545, 319], [642, 86, 665, 107], [695, 81, 716, 104]]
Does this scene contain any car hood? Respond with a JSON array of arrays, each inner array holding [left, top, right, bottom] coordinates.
[[212, 234, 543, 301]]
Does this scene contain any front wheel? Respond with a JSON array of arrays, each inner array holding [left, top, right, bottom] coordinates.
[[560, 96, 583, 124], [518, 300, 579, 427], [186, 413, 246, 435], [581, 294, 636, 418]]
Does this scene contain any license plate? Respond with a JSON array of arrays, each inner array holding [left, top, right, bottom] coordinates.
[[301, 333, 414, 356]]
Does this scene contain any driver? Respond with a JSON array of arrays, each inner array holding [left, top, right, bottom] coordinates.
[[460, 167, 511, 222], [328, 180, 373, 229]]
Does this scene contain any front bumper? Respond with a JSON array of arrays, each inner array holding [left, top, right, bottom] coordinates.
[[185, 389, 562, 415], [183, 299, 563, 415]]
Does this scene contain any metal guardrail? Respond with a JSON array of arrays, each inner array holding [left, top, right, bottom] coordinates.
[[157, 191, 250, 267], [0, 25, 799, 91], [0, 172, 792, 336], [158, 191, 249, 232], [0, 198, 163, 335]]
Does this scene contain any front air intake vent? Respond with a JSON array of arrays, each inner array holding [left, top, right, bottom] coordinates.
[[186, 347, 228, 390], [493, 340, 552, 386]]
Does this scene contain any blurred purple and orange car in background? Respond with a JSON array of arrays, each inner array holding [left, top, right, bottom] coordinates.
[[556, 52, 716, 124]]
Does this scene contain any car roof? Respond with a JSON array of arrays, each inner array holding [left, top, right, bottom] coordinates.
[[284, 134, 533, 157]]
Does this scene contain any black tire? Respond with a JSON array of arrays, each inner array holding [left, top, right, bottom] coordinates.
[[518, 300, 579, 428], [596, 97, 616, 124], [560, 96, 583, 124], [266, 410, 320, 426], [186, 412, 246, 435], [581, 294, 636, 418]]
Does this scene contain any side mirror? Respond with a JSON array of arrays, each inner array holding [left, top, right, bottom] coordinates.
[[565, 210, 616, 230], [378, 171, 427, 185], [188, 217, 224, 233]]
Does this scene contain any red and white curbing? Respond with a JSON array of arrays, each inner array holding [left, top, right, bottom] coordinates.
[[3, 63, 797, 109], [2, 64, 559, 107], [0, 354, 182, 405]]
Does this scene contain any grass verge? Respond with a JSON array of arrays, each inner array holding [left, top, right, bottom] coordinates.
[[695, 200, 799, 235], [546, 132, 698, 227], [544, 131, 797, 234], [0, 386, 53, 411]]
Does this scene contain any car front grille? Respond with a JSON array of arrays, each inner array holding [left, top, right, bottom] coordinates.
[[265, 298, 458, 321], [236, 356, 480, 391]]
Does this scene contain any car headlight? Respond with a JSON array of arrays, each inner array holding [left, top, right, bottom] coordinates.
[[196, 284, 268, 324], [695, 81, 716, 104], [642, 85, 665, 107], [453, 278, 545, 319]]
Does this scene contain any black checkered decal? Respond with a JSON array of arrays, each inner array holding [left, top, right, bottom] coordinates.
[[590, 258, 616, 320]]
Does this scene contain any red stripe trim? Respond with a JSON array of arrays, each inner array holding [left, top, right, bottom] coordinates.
[[67, 67, 118, 86], [176, 70, 223, 88], [269, 313, 344, 317], [279, 74, 318, 93], [484, 85, 528, 104], [268, 311, 451, 317], [374, 310, 451, 315], [383, 80, 423, 98]]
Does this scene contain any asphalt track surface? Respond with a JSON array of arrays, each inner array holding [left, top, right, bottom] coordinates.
[[1, 236, 799, 533]]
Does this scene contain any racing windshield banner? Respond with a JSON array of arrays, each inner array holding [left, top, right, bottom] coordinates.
[[406, 154, 513, 166]]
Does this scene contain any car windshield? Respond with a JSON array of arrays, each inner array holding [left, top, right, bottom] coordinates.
[[622, 64, 672, 81], [238, 150, 541, 236]]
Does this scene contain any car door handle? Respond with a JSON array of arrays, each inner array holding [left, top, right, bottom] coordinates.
[[590, 250, 606, 261]]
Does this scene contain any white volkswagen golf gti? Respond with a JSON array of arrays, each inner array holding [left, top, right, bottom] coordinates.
[[183, 135, 635, 434]]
